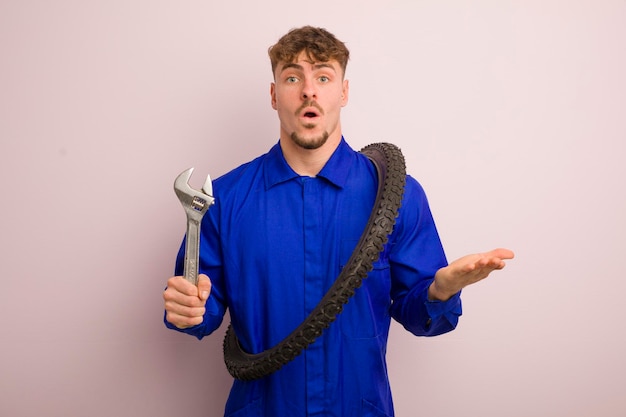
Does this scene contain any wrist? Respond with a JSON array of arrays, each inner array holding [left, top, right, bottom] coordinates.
[[428, 280, 456, 302]]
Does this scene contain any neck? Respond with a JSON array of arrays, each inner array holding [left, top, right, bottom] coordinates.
[[279, 133, 342, 177]]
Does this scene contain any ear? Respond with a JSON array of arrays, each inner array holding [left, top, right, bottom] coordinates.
[[341, 79, 349, 107], [270, 82, 277, 110]]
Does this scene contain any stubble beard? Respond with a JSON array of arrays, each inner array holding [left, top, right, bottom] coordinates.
[[290, 128, 330, 150], [289, 100, 329, 150]]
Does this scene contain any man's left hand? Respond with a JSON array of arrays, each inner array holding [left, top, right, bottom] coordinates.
[[428, 248, 515, 301]]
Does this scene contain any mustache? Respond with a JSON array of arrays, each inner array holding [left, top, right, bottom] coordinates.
[[295, 101, 324, 116]]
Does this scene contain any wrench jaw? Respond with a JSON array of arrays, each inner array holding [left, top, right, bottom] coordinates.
[[175, 168, 215, 217], [174, 168, 215, 285], [174, 167, 194, 194], [202, 175, 214, 197]]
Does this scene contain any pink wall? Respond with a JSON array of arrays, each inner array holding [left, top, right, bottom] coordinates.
[[1, 1, 625, 416]]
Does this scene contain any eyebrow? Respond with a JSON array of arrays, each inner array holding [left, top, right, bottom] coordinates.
[[280, 62, 337, 73]]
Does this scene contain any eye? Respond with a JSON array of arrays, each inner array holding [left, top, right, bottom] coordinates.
[[286, 76, 299, 83], [319, 75, 330, 83]]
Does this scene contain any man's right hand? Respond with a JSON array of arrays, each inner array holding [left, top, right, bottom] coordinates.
[[163, 274, 212, 329]]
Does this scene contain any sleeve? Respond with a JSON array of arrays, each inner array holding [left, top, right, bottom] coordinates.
[[163, 197, 228, 340], [388, 176, 462, 336]]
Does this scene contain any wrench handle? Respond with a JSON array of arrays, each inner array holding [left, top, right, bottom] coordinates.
[[183, 215, 202, 286]]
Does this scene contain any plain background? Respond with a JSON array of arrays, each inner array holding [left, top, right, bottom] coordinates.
[[1, 1, 625, 416]]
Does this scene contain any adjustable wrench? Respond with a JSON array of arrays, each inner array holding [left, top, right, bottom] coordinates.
[[174, 168, 215, 285]]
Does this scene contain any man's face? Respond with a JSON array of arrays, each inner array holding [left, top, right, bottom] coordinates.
[[271, 51, 349, 150]]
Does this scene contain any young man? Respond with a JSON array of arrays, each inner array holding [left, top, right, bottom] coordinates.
[[164, 26, 514, 417]]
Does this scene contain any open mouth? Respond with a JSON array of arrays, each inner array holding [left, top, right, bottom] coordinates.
[[297, 102, 323, 119]]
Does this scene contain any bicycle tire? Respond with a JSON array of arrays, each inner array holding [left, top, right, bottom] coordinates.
[[223, 142, 406, 380]]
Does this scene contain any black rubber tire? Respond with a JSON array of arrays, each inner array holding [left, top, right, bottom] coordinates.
[[223, 142, 406, 380]]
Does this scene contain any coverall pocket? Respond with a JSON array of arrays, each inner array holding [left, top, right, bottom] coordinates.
[[361, 398, 393, 417], [225, 399, 262, 417]]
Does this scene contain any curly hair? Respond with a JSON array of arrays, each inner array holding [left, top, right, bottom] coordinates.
[[268, 26, 350, 78]]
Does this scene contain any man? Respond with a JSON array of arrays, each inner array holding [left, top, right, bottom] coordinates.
[[164, 26, 514, 417]]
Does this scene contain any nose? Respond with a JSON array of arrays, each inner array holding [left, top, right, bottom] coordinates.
[[301, 77, 317, 100]]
